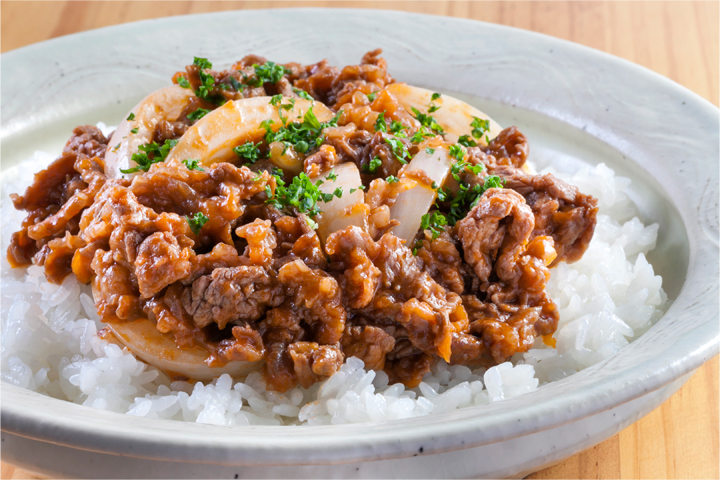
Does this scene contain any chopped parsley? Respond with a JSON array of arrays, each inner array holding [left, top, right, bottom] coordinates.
[[471, 117, 490, 138], [270, 94, 296, 124], [420, 211, 448, 240], [248, 61, 288, 87], [425, 147, 436, 155], [411, 107, 444, 133], [448, 144, 466, 161], [130, 128, 138, 134], [362, 156, 382, 173], [389, 120, 407, 137], [386, 175, 399, 183], [177, 76, 191, 88], [187, 108, 210, 121], [349, 186, 366, 194], [326, 171, 338, 181], [458, 135, 478, 148], [383, 136, 410, 164], [410, 126, 435, 144], [126, 113, 135, 121], [367, 92, 378, 102], [293, 88, 314, 101], [262, 106, 342, 155], [182, 159, 205, 171], [192, 57, 224, 105], [228, 76, 243, 91], [119, 139, 178, 174], [186, 212, 209, 235], [445, 175, 505, 225], [266, 171, 342, 222], [374, 111, 387, 133], [428, 92, 442, 113], [434, 184, 449, 202], [193, 57, 212, 70], [233, 141, 262, 164], [450, 159, 484, 181]]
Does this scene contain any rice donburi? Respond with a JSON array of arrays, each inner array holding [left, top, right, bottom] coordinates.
[[7, 50, 601, 393]]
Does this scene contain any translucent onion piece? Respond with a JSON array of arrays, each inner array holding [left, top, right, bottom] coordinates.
[[386, 83, 503, 144], [389, 147, 453, 242], [269, 141, 304, 174], [105, 85, 195, 178], [315, 162, 368, 243], [165, 97, 334, 170], [105, 319, 262, 380]]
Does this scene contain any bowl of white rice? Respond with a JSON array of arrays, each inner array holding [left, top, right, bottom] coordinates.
[[2, 10, 718, 479]]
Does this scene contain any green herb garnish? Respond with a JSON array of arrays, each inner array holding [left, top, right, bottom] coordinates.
[[362, 156, 382, 173], [191, 57, 225, 105], [119, 139, 178, 174], [383, 136, 410, 164], [127, 113, 136, 121], [293, 88, 314, 101], [374, 111, 387, 133], [389, 120, 407, 137], [367, 92, 378, 102], [187, 108, 210, 121], [130, 128, 138, 134], [193, 57, 212, 70], [186, 212, 209, 235], [428, 93, 442, 113], [248, 61, 288, 87], [449, 158, 484, 181], [448, 144, 466, 162], [420, 211, 448, 240], [233, 142, 262, 164], [458, 135, 478, 148], [444, 175, 504, 225], [386, 175, 399, 183], [182, 159, 205, 171], [228, 76, 243, 91], [266, 171, 343, 222], [410, 126, 434, 144], [411, 107, 444, 133], [263, 106, 342, 155], [177, 76, 191, 89], [471, 117, 490, 139]]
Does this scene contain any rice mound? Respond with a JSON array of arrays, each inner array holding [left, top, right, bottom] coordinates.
[[1, 144, 666, 426]]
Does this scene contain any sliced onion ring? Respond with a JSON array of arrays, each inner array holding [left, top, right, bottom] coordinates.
[[105, 85, 195, 179], [165, 97, 335, 171], [386, 83, 503, 145], [93, 288, 261, 380], [389, 147, 453, 242], [315, 162, 368, 243]]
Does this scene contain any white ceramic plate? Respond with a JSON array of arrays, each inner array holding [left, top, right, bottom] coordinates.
[[1, 9, 718, 479]]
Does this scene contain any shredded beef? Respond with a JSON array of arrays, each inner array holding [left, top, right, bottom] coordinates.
[[341, 324, 395, 370], [479, 162, 598, 264], [288, 342, 344, 388], [6, 51, 599, 392], [8, 126, 108, 275], [182, 266, 283, 329]]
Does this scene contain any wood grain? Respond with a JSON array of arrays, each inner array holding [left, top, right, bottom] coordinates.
[[0, 2, 717, 479]]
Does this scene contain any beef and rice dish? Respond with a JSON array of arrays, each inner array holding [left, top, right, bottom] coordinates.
[[6, 50, 599, 393]]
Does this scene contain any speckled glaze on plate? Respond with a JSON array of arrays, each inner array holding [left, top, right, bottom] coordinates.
[[1, 9, 718, 479]]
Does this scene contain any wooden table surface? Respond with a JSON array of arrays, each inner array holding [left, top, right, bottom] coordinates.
[[1, 1, 717, 478]]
